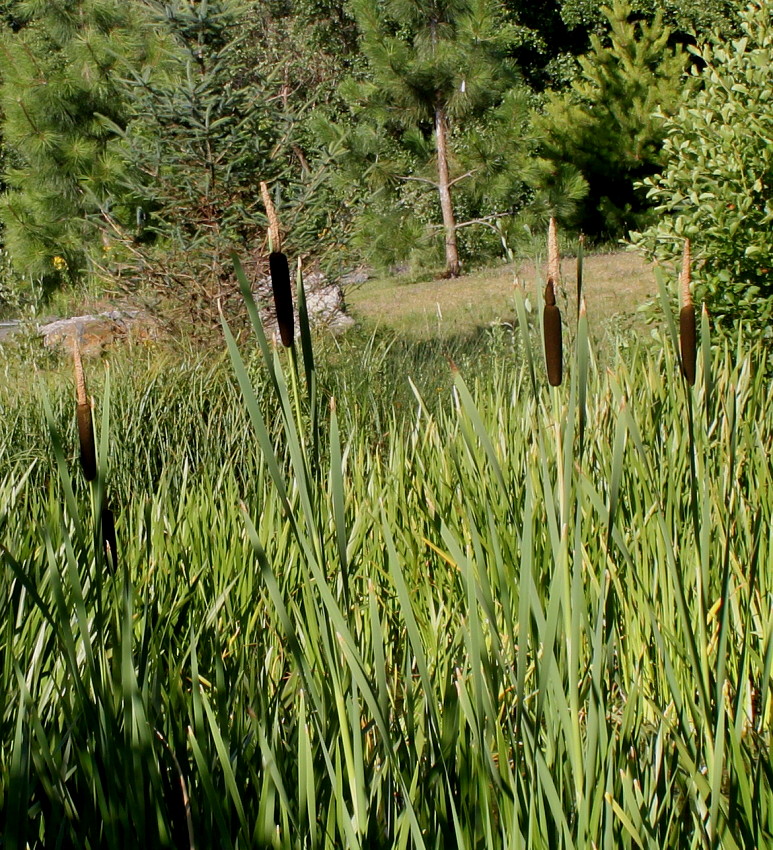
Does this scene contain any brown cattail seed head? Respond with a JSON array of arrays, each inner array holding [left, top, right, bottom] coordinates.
[[680, 306, 697, 385], [269, 251, 294, 347], [77, 403, 97, 481], [72, 340, 96, 481], [543, 279, 563, 386], [548, 217, 560, 285], [544, 278, 557, 307]]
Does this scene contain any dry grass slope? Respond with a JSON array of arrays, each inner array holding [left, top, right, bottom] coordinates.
[[345, 251, 655, 338]]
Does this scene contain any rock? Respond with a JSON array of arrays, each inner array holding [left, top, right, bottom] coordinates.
[[38, 310, 158, 356], [253, 269, 355, 342]]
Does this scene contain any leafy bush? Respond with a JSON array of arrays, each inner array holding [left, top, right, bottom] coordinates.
[[631, 2, 773, 339]]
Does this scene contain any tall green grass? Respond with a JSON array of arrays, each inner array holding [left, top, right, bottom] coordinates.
[[1, 267, 771, 848]]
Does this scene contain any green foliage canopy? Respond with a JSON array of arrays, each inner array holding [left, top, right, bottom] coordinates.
[[632, 1, 773, 339]]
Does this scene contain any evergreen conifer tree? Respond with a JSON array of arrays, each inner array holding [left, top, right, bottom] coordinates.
[[0, 0, 150, 287], [535, 0, 686, 238], [343, 0, 525, 276], [99, 0, 321, 322]]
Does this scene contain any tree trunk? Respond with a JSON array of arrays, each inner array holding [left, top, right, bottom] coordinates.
[[434, 106, 460, 278]]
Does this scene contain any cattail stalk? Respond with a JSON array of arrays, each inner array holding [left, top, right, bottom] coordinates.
[[544, 279, 563, 387], [679, 239, 696, 385], [73, 340, 97, 481]]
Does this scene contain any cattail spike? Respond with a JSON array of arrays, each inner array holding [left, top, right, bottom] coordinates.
[[543, 279, 563, 386], [269, 251, 294, 347], [680, 238, 692, 308], [680, 306, 697, 385], [77, 403, 97, 481], [548, 217, 560, 285], [260, 181, 281, 254]]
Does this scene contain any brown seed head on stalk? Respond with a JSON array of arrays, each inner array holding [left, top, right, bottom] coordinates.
[[679, 239, 696, 385], [72, 340, 97, 481], [543, 278, 563, 386], [269, 250, 294, 347]]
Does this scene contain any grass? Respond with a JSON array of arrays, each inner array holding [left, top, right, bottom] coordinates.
[[1, 260, 772, 848], [345, 251, 655, 339]]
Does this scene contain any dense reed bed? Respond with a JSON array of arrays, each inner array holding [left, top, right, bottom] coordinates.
[[1, 270, 771, 848]]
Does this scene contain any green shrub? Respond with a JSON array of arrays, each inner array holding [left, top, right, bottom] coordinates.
[[631, 2, 773, 340]]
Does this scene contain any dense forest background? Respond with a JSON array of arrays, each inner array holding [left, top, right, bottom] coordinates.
[[0, 0, 769, 332]]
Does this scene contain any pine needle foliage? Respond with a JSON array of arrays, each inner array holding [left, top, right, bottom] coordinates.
[[0, 0, 152, 287], [332, 0, 530, 274], [535, 0, 687, 238], [95, 0, 332, 325]]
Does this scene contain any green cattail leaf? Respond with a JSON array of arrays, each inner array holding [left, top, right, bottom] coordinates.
[[576, 235, 584, 317], [269, 251, 294, 347], [295, 260, 315, 399], [700, 304, 712, 419], [513, 284, 537, 399], [231, 251, 280, 397], [679, 305, 697, 385]]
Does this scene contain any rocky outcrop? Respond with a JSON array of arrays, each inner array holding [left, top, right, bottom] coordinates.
[[2, 269, 361, 355], [38, 310, 158, 356]]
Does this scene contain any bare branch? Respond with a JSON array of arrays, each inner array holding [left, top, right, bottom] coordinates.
[[396, 174, 439, 187], [429, 212, 511, 234], [447, 170, 475, 188]]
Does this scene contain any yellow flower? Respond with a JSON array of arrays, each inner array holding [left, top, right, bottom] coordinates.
[[52, 256, 68, 272]]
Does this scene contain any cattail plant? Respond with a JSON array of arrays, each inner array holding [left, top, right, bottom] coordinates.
[[543, 217, 563, 386], [72, 339, 97, 481], [679, 239, 696, 385], [576, 234, 585, 318], [261, 181, 294, 347]]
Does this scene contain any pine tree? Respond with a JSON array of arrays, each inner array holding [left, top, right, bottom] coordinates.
[[535, 0, 687, 238], [0, 0, 150, 287], [98, 0, 320, 323], [344, 0, 524, 276]]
